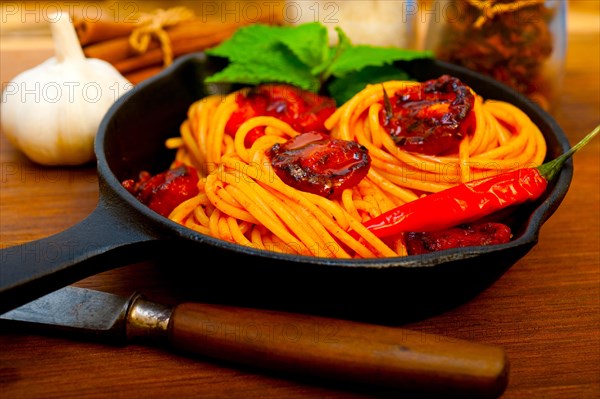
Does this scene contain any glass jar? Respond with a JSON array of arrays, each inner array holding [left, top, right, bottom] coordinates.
[[422, 0, 567, 112], [285, 0, 419, 48]]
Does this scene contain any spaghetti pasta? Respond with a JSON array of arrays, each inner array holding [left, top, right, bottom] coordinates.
[[162, 78, 547, 259]]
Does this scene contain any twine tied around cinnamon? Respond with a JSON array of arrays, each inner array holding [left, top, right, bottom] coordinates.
[[129, 7, 195, 67], [465, 0, 546, 28]]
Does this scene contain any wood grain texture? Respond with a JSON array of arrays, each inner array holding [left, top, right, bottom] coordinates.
[[168, 302, 508, 398], [1, 10, 599, 399]]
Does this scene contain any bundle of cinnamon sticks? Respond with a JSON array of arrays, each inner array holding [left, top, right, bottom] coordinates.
[[74, 7, 281, 84]]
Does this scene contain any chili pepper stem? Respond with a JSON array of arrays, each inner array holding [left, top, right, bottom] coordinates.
[[537, 124, 600, 181]]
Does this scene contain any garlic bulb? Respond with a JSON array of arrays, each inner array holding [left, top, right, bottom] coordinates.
[[1, 11, 132, 166]]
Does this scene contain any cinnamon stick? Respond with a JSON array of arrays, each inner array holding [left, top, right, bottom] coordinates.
[[75, 9, 282, 83], [124, 66, 164, 85], [114, 26, 238, 74], [82, 19, 244, 65], [83, 35, 138, 63], [74, 17, 138, 46]]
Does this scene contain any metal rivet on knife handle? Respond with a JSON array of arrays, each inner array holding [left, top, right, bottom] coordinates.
[[125, 293, 172, 343]]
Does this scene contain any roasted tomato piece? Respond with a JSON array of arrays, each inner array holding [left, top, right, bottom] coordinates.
[[122, 165, 199, 217], [225, 91, 267, 147], [380, 75, 476, 155], [225, 84, 336, 147], [268, 131, 371, 198], [404, 222, 512, 255]]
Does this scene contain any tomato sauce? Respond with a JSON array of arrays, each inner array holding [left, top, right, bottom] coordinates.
[[403, 222, 512, 255], [379, 75, 476, 156], [268, 131, 371, 198], [225, 84, 336, 147], [122, 165, 199, 217]]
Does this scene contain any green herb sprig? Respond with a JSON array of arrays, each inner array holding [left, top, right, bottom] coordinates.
[[205, 22, 433, 105]]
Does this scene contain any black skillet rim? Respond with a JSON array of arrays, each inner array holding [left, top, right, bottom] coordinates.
[[96, 52, 573, 270]]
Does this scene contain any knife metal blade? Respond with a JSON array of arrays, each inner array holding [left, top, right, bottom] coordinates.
[[0, 286, 509, 398], [1, 286, 129, 341], [1, 286, 170, 344]]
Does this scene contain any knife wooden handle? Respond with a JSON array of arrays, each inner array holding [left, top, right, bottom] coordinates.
[[169, 303, 508, 398]]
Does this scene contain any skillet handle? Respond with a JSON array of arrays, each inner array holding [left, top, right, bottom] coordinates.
[[169, 303, 509, 398], [0, 199, 160, 314]]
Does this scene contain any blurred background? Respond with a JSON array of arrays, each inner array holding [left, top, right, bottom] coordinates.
[[1, 1, 599, 87], [2, 1, 598, 35], [3, 1, 598, 44]]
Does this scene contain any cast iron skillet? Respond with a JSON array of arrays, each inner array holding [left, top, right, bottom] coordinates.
[[0, 53, 572, 322]]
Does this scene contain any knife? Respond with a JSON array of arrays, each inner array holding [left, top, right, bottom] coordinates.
[[0, 286, 508, 398]]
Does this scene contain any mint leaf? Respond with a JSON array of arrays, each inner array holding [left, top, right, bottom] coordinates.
[[327, 65, 411, 105], [204, 22, 434, 103], [334, 26, 353, 53], [329, 46, 434, 78], [206, 55, 319, 91], [206, 24, 286, 62], [279, 22, 329, 69], [311, 26, 353, 78], [205, 24, 320, 91]]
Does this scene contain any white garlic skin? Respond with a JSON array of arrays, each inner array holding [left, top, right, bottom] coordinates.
[[1, 11, 132, 166], [2, 59, 131, 166]]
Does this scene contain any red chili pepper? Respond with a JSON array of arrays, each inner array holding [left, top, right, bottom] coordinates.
[[363, 125, 599, 238]]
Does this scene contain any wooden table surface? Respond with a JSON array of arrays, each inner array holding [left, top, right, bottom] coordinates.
[[1, 8, 599, 399]]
